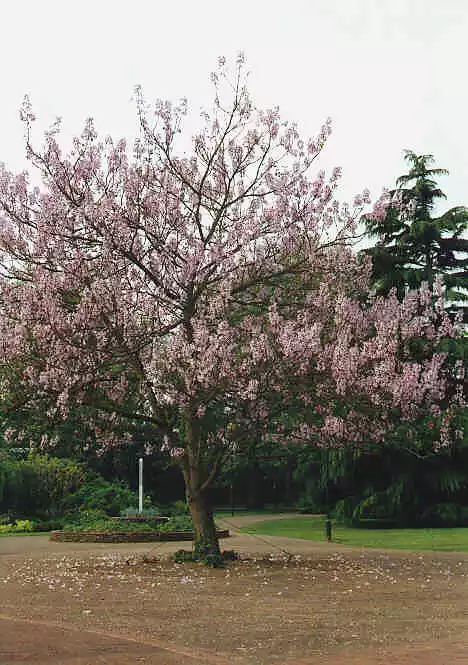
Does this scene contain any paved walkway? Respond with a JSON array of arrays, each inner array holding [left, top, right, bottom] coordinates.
[[1, 513, 466, 561], [1, 514, 467, 665], [0, 513, 317, 559], [0, 616, 231, 665]]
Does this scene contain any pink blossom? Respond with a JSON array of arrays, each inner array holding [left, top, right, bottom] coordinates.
[[0, 56, 460, 479]]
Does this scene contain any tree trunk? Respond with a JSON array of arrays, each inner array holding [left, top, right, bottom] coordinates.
[[181, 409, 221, 560], [182, 451, 221, 560], [426, 248, 434, 288], [186, 484, 220, 559]]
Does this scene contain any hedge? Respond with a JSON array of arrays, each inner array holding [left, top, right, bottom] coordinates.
[[50, 529, 229, 543]]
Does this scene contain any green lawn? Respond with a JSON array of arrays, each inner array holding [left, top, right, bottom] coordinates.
[[242, 516, 468, 552], [215, 508, 295, 518]]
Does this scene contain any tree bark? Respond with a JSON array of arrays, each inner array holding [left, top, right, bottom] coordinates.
[[180, 406, 222, 560], [184, 464, 221, 559]]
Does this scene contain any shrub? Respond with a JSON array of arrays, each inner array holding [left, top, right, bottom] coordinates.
[[333, 497, 359, 524], [121, 506, 161, 518], [420, 502, 468, 527], [63, 478, 137, 516], [62, 509, 109, 530], [0, 453, 86, 518], [172, 549, 196, 563], [171, 548, 236, 567], [158, 514, 193, 532], [296, 492, 322, 514], [165, 500, 190, 516], [0, 519, 35, 534], [32, 518, 66, 532], [61, 509, 193, 533]]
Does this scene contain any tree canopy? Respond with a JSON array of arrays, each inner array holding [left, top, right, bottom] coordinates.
[[0, 60, 462, 559]]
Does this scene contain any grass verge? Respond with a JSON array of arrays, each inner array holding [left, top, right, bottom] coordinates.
[[241, 515, 468, 551]]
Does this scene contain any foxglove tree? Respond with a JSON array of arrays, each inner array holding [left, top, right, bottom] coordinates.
[[0, 58, 462, 557]]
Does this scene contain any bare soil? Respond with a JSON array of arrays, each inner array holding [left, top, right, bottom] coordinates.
[[1, 516, 467, 664]]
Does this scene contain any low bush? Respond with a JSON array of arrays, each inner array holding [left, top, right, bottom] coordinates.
[[164, 500, 190, 516], [61, 510, 194, 533], [0, 519, 35, 534], [157, 514, 193, 532], [121, 506, 162, 518], [32, 518, 66, 532], [172, 548, 197, 563], [171, 548, 237, 567], [63, 478, 137, 517], [419, 503, 468, 527], [296, 492, 323, 514]]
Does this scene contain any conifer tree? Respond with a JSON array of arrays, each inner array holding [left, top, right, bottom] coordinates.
[[364, 151, 468, 321]]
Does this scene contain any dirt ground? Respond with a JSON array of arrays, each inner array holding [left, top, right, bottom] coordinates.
[[1, 515, 468, 664]]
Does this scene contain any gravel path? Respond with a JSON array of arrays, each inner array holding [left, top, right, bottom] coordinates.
[[1, 514, 467, 664]]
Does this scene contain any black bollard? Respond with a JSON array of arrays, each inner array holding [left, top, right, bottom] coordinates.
[[325, 516, 332, 542]]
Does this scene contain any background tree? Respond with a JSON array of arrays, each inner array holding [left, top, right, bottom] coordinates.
[[0, 60, 461, 561], [353, 154, 468, 525], [364, 150, 468, 321]]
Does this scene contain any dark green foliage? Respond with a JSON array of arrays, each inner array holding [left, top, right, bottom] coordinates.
[[62, 509, 116, 531], [62, 511, 193, 533], [63, 512, 155, 532], [0, 452, 86, 518], [0, 450, 153, 526], [62, 477, 137, 516], [156, 514, 193, 532], [420, 503, 468, 527], [121, 506, 162, 518], [163, 500, 190, 516], [196, 552, 225, 568], [293, 445, 359, 515], [296, 492, 322, 514], [30, 518, 66, 532], [214, 436, 299, 510], [330, 444, 468, 528], [364, 151, 468, 320], [221, 549, 239, 561], [172, 549, 197, 563], [171, 547, 237, 567], [80, 430, 184, 506]]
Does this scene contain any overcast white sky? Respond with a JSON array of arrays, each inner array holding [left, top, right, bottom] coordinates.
[[1, 0, 467, 212]]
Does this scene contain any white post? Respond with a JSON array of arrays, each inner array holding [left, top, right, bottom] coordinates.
[[138, 457, 144, 514]]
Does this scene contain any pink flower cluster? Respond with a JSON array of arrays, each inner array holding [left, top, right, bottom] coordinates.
[[0, 58, 462, 458]]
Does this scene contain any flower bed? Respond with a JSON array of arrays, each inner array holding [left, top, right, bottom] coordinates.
[[50, 529, 229, 543], [111, 516, 170, 524]]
